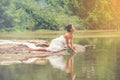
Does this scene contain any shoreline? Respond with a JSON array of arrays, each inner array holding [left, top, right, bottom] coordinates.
[[0, 40, 85, 65]]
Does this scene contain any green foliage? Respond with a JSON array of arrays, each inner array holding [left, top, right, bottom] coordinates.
[[0, 0, 80, 31], [0, 0, 120, 31], [68, 0, 120, 30], [0, 0, 13, 30]]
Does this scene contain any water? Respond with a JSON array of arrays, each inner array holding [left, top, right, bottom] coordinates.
[[0, 38, 120, 80]]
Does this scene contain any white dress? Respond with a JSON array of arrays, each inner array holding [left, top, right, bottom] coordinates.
[[46, 35, 66, 52]]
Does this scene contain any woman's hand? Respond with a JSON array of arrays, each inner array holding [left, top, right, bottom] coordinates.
[[72, 49, 76, 54]]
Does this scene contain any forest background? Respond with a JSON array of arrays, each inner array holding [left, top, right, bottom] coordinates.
[[0, 0, 120, 31]]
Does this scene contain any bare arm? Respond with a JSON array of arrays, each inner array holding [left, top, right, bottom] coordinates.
[[70, 36, 74, 48], [65, 36, 75, 53]]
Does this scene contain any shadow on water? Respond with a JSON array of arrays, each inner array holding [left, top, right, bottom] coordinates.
[[0, 38, 120, 80]]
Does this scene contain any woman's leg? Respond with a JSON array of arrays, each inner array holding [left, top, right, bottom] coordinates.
[[29, 47, 47, 52]]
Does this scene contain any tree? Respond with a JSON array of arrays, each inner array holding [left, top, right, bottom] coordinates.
[[0, 0, 13, 31], [1, 0, 119, 31], [68, 0, 120, 30]]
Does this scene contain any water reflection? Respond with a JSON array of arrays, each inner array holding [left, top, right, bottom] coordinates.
[[0, 53, 77, 80], [0, 38, 119, 80], [65, 53, 76, 80], [21, 53, 77, 80]]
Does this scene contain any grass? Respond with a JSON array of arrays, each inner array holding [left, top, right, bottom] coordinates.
[[0, 30, 120, 40]]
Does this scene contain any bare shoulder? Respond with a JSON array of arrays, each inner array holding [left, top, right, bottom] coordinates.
[[64, 33, 69, 37], [64, 33, 72, 39]]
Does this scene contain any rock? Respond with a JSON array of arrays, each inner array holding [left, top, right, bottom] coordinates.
[[0, 40, 88, 62]]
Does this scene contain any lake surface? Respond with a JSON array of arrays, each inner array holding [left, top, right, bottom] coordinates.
[[0, 37, 120, 80]]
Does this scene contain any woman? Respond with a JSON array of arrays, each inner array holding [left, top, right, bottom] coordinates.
[[29, 24, 76, 53]]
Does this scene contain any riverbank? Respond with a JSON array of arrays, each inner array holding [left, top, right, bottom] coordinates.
[[0, 40, 84, 62], [0, 30, 120, 40]]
